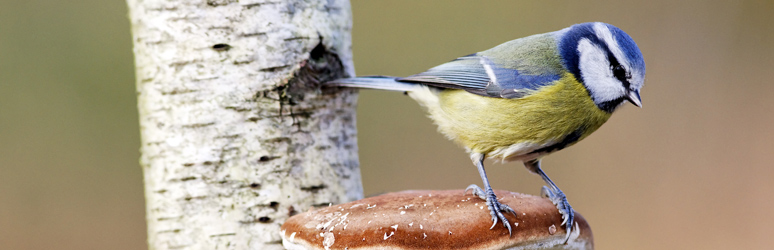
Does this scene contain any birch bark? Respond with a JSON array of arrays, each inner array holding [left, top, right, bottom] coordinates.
[[127, 1, 360, 249]]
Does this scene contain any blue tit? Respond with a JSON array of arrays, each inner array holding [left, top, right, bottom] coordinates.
[[329, 22, 645, 240]]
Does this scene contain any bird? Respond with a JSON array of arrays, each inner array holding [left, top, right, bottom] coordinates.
[[327, 22, 645, 241]]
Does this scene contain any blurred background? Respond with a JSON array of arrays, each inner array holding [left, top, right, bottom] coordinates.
[[1, 0, 772, 249]]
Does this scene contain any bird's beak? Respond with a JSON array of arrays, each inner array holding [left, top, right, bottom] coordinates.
[[626, 90, 642, 108]]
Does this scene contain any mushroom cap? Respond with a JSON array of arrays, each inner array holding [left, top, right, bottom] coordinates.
[[280, 190, 593, 250]]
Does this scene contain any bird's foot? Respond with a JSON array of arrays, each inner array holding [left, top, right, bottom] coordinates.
[[465, 184, 517, 236], [541, 186, 574, 243]]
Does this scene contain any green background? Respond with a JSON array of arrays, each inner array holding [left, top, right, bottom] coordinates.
[[1, 1, 772, 249]]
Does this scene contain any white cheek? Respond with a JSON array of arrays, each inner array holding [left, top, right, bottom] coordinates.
[[577, 39, 625, 103]]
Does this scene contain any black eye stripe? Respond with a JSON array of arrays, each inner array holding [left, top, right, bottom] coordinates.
[[608, 54, 631, 89], [613, 65, 626, 81]]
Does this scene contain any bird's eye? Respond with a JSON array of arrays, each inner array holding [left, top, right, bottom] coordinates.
[[611, 64, 628, 83]]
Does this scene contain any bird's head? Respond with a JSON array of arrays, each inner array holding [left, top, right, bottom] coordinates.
[[559, 22, 645, 113]]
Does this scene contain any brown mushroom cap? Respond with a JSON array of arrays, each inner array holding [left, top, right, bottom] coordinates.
[[281, 190, 593, 250]]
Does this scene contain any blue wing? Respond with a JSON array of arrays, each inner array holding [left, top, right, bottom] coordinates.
[[397, 53, 562, 99]]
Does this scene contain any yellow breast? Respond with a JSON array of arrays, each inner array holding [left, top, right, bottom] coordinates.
[[410, 72, 611, 161]]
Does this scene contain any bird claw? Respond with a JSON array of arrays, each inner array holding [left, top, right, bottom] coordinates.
[[541, 186, 574, 243], [465, 184, 487, 200], [465, 185, 517, 236]]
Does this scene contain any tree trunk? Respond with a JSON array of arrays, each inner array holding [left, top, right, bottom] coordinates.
[[127, 1, 361, 249]]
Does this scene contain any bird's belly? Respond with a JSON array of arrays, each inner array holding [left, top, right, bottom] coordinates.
[[425, 75, 612, 161]]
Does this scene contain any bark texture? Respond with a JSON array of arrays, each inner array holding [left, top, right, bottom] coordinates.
[[127, 1, 360, 249]]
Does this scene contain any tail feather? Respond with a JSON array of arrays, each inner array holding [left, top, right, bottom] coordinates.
[[326, 76, 418, 92]]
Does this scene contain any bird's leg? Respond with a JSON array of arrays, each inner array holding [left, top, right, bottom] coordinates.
[[464, 153, 517, 236], [524, 159, 574, 243]]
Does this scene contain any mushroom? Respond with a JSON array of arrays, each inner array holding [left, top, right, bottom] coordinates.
[[280, 190, 593, 250]]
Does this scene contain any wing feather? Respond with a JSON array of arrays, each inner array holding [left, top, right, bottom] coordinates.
[[396, 32, 566, 99]]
